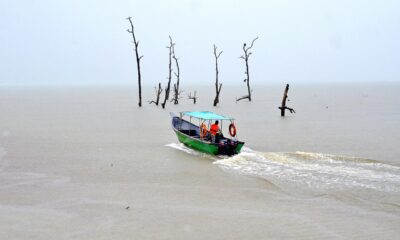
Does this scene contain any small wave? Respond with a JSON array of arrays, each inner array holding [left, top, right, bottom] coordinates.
[[214, 150, 400, 194], [0, 171, 70, 189], [0, 147, 7, 171]]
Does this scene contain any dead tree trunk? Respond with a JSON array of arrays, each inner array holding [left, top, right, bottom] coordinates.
[[171, 45, 182, 105], [161, 36, 174, 109], [149, 82, 163, 106], [213, 44, 223, 106], [237, 37, 258, 102], [188, 91, 197, 104], [278, 84, 296, 116], [126, 17, 143, 107]]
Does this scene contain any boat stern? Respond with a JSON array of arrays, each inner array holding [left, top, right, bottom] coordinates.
[[217, 139, 245, 156]]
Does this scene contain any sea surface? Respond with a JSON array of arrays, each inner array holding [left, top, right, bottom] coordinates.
[[0, 84, 399, 239]]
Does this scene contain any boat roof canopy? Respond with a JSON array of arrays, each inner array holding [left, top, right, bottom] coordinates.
[[182, 111, 234, 120]]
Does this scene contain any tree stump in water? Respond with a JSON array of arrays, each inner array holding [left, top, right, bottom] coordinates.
[[188, 91, 197, 104], [279, 84, 296, 116], [149, 82, 163, 106]]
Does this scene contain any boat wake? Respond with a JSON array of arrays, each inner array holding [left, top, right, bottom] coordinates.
[[166, 142, 400, 199], [214, 148, 400, 195], [165, 143, 201, 156]]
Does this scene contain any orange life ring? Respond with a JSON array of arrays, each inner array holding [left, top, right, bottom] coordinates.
[[229, 123, 237, 137], [200, 123, 208, 138]]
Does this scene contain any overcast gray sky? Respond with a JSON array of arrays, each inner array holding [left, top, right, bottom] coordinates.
[[1, 0, 399, 86]]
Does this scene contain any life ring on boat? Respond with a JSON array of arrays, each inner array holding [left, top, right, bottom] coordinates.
[[229, 123, 237, 137], [200, 123, 208, 138]]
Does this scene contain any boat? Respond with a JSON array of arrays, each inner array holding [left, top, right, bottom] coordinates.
[[170, 111, 245, 156]]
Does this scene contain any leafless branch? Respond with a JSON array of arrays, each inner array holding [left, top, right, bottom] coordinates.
[[237, 36, 258, 102], [236, 95, 250, 102], [213, 44, 223, 106], [126, 16, 143, 107], [247, 37, 259, 51]]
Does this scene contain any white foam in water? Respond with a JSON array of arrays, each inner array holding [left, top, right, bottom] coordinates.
[[165, 143, 200, 155], [166, 143, 400, 193], [214, 150, 400, 194], [165, 143, 222, 161]]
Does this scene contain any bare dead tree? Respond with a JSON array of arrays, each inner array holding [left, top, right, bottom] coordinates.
[[161, 36, 175, 109], [171, 84, 183, 104], [278, 84, 296, 116], [188, 91, 197, 104], [171, 44, 182, 104], [237, 37, 259, 102], [126, 17, 143, 107], [148, 82, 163, 105], [213, 44, 223, 106]]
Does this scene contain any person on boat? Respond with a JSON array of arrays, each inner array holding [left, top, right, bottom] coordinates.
[[210, 120, 222, 143]]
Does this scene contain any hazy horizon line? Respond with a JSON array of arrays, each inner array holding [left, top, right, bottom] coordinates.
[[1, 81, 399, 88]]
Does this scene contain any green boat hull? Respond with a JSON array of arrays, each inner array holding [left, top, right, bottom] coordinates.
[[174, 129, 244, 155]]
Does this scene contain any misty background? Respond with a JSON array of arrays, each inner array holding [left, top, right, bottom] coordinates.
[[1, 0, 399, 86]]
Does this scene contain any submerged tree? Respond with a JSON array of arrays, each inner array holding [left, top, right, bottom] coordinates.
[[188, 91, 197, 104], [236, 37, 258, 102], [171, 44, 182, 104], [126, 17, 143, 107], [161, 36, 175, 109], [149, 83, 163, 106], [213, 44, 223, 107], [278, 84, 296, 116]]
